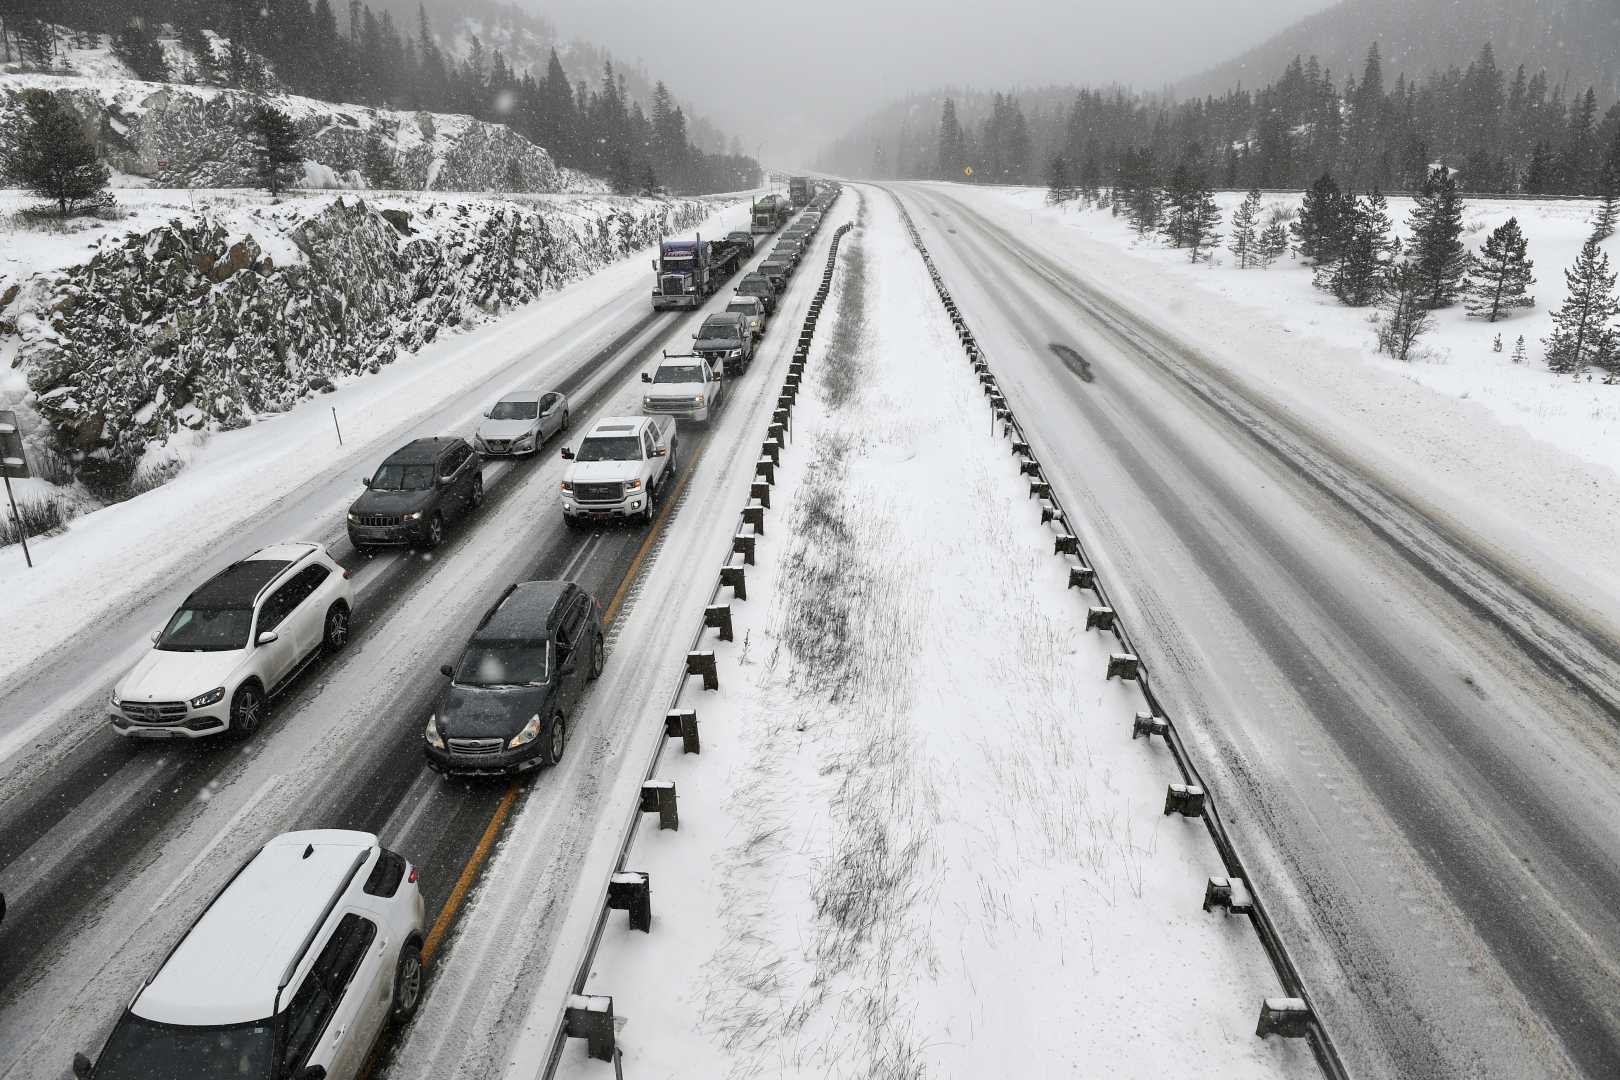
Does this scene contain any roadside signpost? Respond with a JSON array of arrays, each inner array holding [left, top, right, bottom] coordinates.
[[0, 410, 34, 568]]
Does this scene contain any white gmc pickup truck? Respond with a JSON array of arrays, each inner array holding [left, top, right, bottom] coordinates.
[[558, 415, 678, 527]]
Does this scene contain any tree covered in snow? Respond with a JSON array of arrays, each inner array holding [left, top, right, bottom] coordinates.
[[1591, 127, 1620, 244], [1318, 190, 1396, 307], [937, 98, 968, 181], [1045, 154, 1077, 205], [248, 102, 304, 197], [1378, 259, 1434, 362], [1228, 189, 1263, 269], [1463, 217, 1535, 322], [1292, 172, 1353, 265], [1543, 237, 1620, 374], [1256, 222, 1291, 268], [112, 17, 169, 82], [0, 90, 110, 216], [1406, 166, 1468, 309]]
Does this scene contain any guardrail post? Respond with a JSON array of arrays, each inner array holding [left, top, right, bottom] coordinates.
[[1054, 533, 1080, 556], [606, 871, 652, 932], [1202, 876, 1253, 916], [1068, 564, 1097, 592], [563, 994, 615, 1060], [1131, 712, 1169, 740], [1256, 998, 1312, 1039], [732, 532, 756, 565], [754, 458, 776, 485], [1163, 783, 1206, 818], [1039, 502, 1058, 525], [686, 651, 719, 690], [749, 481, 771, 509], [741, 504, 765, 535], [1106, 653, 1141, 681], [664, 709, 700, 754], [640, 780, 679, 830], [719, 564, 747, 601], [703, 604, 734, 642], [761, 440, 781, 466], [1028, 480, 1051, 500], [1085, 605, 1116, 631]]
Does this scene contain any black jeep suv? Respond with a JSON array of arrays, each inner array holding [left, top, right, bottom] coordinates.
[[424, 580, 604, 775], [348, 437, 483, 553]]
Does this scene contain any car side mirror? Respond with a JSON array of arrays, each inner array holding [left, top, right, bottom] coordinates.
[[151, 630, 162, 644], [481, 409, 490, 419], [440, 664, 453, 678], [73, 1053, 94, 1079], [640, 372, 652, 383], [560, 447, 575, 460], [295, 1067, 327, 1080], [256, 630, 279, 646], [361, 476, 372, 488]]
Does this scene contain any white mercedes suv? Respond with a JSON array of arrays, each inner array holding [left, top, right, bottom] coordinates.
[[110, 543, 354, 740], [73, 830, 425, 1080]]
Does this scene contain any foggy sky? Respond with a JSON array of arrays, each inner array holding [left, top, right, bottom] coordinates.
[[522, 0, 1336, 165]]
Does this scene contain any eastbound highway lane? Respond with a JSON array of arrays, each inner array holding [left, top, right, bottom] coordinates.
[[890, 184, 1620, 1080], [0, 200, 844, 1079]]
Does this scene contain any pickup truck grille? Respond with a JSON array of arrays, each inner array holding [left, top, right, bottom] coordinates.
[[645, 396, 701, 411], [122, 701, 188, 724], [573, 481, 623, 503], [354, 513, 400, 528]]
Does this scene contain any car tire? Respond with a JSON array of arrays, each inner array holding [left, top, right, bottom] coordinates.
[[322, 604, 350, 654], [424, 513, 444, 548], [470, 475, 484, 510], [391, 941, 424, 1024], [641, 482, 658, 525], [589, 634, 605, 681], [542, 714, 566, 766], [230, 683, 265, 740]]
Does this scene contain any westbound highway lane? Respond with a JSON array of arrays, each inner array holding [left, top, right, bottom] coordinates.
[[889, 183, 1620, 1080], [0, 200, 845, 1079]]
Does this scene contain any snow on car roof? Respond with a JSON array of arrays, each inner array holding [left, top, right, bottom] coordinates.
[[134, 831, 376, 1026]]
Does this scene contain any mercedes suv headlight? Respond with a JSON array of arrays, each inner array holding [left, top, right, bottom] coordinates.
[[425, 714, 445, 749], [347, 512, 360, 524], [190, 687, 226, 709], [508, 714, 543, 749]]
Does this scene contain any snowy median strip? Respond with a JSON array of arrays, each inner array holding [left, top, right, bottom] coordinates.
[[548, 192, 1314, 1078]]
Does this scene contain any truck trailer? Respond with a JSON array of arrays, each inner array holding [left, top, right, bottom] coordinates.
[[789, 176, 814, 207]]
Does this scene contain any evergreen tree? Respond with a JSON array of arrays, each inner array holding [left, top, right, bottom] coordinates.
[[1293, 172, 1352, 264], [1464, 216, 1536, 321], [1561, 88, 1600, 194], [1320, 189, 1394, 305], [1511, 335, 1527, 363], [1228, 188, 1263, 269], [1256, 222, 1291, 268], [1045, 154, 1076, 205], [361, 131, 398, 189], [1543, 237, 1620, 373], [113, 17, 168, 82], [1591, 126, 1620, 242], [17, 17, 55, 68], [1492, 333, 1503, 353], [1378, 259, 1434, 361], [248, 102, 303, 196], [1523, 141, 1559, 195], [1161, 169, 1221, 263], [1407, 166, 1468, 308], [1, 90, 110, 216], [937, 97, 965, 180]]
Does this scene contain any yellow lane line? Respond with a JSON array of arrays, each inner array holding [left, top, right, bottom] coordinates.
[[422, 779, 519, 963]]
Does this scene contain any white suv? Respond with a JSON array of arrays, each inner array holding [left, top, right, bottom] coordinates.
[[110, 543, 354, 740], [73, 830, 425, 1080]]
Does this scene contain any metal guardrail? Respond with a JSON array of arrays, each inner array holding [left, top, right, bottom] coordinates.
[[886, 188, 1352, 1080], [538, 192, 855, 1077]]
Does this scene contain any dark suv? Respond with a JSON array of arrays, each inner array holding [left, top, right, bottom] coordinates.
[[424, 580, 603, 776], [347, 437, 483, 553]]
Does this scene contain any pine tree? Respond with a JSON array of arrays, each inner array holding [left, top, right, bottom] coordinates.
[[1045, 154, 1077, 205], [1319, 189, 1395, 305], [248, 103, 303, 197], [1463, 216, 1535, 321], [1543, 237, 1620, 373], [1176, 180, 1222, 263], [113, 18, 168, 82], [0, 90, 110, 216], [1256, 222, 1291, 268], [1293, 172, 1352, 264], [17, 17, 54, 69], [1229, 188, 1262, 268], [1493, 333, 1503, 353], [937, 98, 965, 181], [1407, 166, 1468, 308], [1511, 336, 1527, 364], [1379, 259, 1434, 362], [361, 132, 398, 189], [1590, 126, 1620, 243]]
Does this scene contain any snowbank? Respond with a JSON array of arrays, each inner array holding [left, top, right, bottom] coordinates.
[[554, 193, 1305, 1078]]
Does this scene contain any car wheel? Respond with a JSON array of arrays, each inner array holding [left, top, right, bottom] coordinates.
[[642, 482, 658, 525], [589, 634, 605, 681], [470, 475, 484, 510], [542, 714, 566, 766], [424, 513, 444, 548], [231, 683, 265, 739], [322, 604, 350, 653], [391, 942, 424, 1024]]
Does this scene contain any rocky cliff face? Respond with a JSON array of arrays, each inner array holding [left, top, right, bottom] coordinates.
[[0, 74, 591, 193], [1, 193, 709, 491]]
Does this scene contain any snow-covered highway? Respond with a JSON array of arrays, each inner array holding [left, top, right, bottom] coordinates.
[[888, 182, 1620, 1080]]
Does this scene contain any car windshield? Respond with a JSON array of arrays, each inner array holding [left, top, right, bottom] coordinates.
[[740, 280, 768, 295], [576, 436, 643, 462], [699, 323, 740, 341], [455, 642, 550, 687], [156, 607, 252, 652], [654, 365, 707, 383], [726, 303, 755, 316], [92, 1013, 274, 1080], [370, 463, 435, 491], [489, 400, 539, 420]]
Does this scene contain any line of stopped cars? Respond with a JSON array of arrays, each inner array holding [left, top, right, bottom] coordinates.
[[74, 183, 836, 1080]]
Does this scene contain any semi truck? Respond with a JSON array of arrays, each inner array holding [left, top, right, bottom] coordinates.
[[750, 195, 788, 234], [651, 234, 744, 311], [789, 176, 814, 207]]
